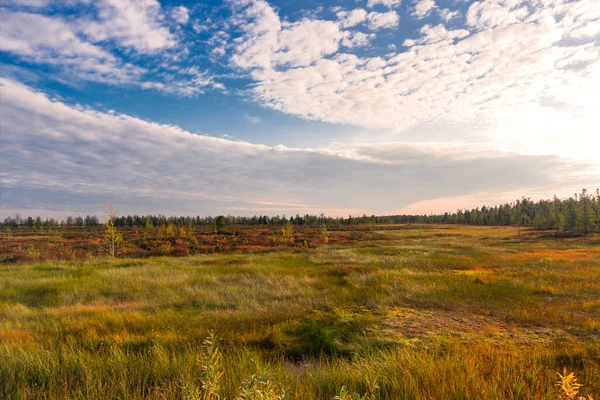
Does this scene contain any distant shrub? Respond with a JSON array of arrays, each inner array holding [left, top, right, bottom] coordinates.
[[158, 242, 174, 255], [173, 246, 190, 256], [25, 244, 40, 261]]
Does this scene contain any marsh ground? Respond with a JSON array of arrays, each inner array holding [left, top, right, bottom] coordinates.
[[1, 225, 599, 399]]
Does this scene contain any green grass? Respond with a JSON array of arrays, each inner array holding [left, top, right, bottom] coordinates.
[[0, 225, 599, 399]]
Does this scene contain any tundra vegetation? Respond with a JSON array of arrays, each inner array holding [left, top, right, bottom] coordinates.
[[0, 222, 599, 399], [2, 189, 599, 263]]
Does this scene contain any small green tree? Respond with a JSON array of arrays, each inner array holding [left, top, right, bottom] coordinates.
[[282, 222, 294, 244], [187, 220, 198, 244], [105, 201, 122, 258], [165, 223, 176, 238], [320, 223, 329, 244], [143, 217, 155, 238]]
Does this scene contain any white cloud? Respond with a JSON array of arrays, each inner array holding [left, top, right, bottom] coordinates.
[[275, 20, 348, 66], [228, 2, 399, 74], [171, 6, 189, 25], [141, 67, 224, 96], [246, 115, 262, 124], [5, 0, 179, 53], [0, 1, 224, 96], [229, 1, 375, 71], [1, 78, 591, 215], [336, 8, 367, 28], [403, 24, 470, 46], [76, 0, 177, 53], [466, 0, 529, 29], [342, 31, 374, 48], [223, 0, 600, 164], [367, 0, 403, 8], [335, 8, 399, 31], [412, 0, 436, 19], [438, 8, 461, 22], [366, 11, 400, 30], [192, 20, 208, 33], [556, 0, 600, 40], [0, 10, 143, 84]]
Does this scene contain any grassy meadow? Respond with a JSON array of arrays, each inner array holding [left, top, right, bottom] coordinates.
[[1, 224, 599, 399]]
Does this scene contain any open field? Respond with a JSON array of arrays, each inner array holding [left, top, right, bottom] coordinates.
[[1, 224, 599, 399]]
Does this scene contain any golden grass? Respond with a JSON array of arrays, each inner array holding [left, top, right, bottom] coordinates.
[[0, 329, 34, 343]]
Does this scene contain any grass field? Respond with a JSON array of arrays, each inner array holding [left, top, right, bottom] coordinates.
[[1, 224, 599, 399]]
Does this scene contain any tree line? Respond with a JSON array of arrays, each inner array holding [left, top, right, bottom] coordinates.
[[2, 189, 599, 235]]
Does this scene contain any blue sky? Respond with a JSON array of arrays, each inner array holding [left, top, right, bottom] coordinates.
[[1, 0, 599, 217]]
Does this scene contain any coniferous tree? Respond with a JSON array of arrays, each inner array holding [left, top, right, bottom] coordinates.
[[214, 216, 227, 234], [565, 195, 579, 233], [579, 189, 596, 235], [594, 189, 600, 232]]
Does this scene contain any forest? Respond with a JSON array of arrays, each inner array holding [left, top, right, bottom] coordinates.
[[3, 188, 599, 235]]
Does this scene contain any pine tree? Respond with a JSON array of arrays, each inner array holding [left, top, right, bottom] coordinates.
[[551, 195, 565, 235], [579, 189, 596, 235], [214, 216, 227, 234], [595, 189, 600, 233], [565, 196, 579, 233]]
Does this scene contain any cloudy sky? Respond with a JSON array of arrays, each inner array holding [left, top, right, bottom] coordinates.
[[1, 0, 599, 217]]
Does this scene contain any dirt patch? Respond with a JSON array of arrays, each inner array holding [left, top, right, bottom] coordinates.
[[376, 307, 566, 345]]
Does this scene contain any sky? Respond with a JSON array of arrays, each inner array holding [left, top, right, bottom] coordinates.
[[0, 0, 599, 218]]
